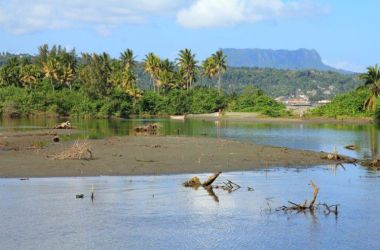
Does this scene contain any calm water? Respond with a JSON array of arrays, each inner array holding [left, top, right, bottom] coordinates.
[[1, 117, 379, 160], [1, 117, 380, 249], [1, 167, 379, 249]]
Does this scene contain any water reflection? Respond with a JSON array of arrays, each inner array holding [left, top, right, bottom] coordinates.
[[1, 167, 380, 249], [1, 117, 380, 163]]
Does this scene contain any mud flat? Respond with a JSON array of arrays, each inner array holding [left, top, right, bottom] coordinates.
[[0, 129, 342, 177]]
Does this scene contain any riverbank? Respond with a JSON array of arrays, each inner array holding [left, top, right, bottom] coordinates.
[[187, 112, 374, 125], [0, 129, 341, 178]]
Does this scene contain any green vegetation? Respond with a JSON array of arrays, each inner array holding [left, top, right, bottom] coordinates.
[[359, 64, 380, 111], [1, 50, 363, 99], [311, 65, 380, 120], [310, 88, 372, 117], [229, 86, 287, 117], [0, 45, 286, 118], [198, 67, 362, 100]]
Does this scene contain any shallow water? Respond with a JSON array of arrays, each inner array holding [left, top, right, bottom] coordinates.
[[0, 166, 379, 249], [1, 117, 379, 160], [1, 117, 380, 249]]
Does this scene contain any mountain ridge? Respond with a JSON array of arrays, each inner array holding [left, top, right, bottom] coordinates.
[[222, 48, 352, 74]]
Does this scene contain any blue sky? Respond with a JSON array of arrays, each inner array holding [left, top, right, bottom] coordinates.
[[0, 0, 378, 72]]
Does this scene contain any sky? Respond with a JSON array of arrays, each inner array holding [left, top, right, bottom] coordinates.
[[0, 0, 378, 72]]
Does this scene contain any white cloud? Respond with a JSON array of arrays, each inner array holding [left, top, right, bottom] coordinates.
[[177, 0, 329, 29], [0, 0, 186, 35], [0, 0, 328, 35]]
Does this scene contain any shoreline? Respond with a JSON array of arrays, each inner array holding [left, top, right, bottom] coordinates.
[[187, 112, 374, 125], [1, 112, 374, 126], [0, 131, 342, 178]]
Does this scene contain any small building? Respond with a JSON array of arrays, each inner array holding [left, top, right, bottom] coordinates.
[[286, 98, 311, 106], [318, 100, 331, 104]]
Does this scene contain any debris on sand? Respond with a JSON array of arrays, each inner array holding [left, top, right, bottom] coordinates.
[[361, 158, 380, 169], [321, 147, 357, 164], [54, 121, 72, 129], [133, 123, 159, 135], [52, 140, 93, 160]]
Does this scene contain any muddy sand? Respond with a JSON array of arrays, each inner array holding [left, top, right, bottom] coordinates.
[[0, 129, 343, 178]]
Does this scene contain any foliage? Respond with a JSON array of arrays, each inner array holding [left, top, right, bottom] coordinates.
[[310, 88, 371, 117], [0, 44, 370, 119], [229, 86, 287, 117], [359, 64, 380, 111]]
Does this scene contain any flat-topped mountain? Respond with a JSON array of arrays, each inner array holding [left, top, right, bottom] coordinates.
[[222, 48, 345, 72]]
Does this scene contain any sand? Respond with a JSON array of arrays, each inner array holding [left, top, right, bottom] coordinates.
[[0, 129, 338, 178]]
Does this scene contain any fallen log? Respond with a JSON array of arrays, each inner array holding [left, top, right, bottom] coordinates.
[[202, 172, 221, 187], [54, 121, 72, 129]]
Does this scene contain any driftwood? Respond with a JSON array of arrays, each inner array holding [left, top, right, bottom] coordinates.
[[54, 121, 72, 129], [321, 149, 358, 164], [280, 180, 319, 211], [214, 180, 241, 193], [344, 144, 356, 150], [202, 172, 221, 186], [52, 140, 93, 160], [134, 123, 159, 135], [360, 158, 380, 169], [277, 180, 339, 216], [183, 172, 221, 187]]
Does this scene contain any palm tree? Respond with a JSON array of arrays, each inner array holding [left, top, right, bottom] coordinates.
[[143, 53, 160, 92], [211, 50, 227, 95], [42, 57, 59, 91], [359, 64, 380, 111], [156, 59, 179, 92], [20, 64, 39, 89], [120, 49, 137, 70], [177, 49, 197, 90], [60, 65, 75, 90], [202, 57, 216, 88], [121, 69, 136, 92]]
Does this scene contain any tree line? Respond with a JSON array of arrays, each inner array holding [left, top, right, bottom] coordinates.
[[0, 45, 228, 97]]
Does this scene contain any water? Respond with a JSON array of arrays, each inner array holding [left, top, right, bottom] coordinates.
[[0, 167, 379, 249], [1, 117, 379, 160], [1, 117, 380, 249]]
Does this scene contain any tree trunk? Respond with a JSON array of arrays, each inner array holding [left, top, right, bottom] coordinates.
[[217, 71, 221, 95], [50, 77, 55, 92]]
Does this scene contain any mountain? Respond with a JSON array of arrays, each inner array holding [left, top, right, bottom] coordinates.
[[222, 48, 350, 73]]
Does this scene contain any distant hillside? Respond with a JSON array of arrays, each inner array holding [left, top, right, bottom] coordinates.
[[0, 52, 34, 66], [222, 48, 349, 73], [195, 67, 362, 100], [1, 51, 361, 100]]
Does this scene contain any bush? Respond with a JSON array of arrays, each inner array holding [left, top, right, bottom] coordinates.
[[137, 91, 165, 115], [229, 86, 286, 117], [191, 88, 227, 114], [311, 88, 371, 117]]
